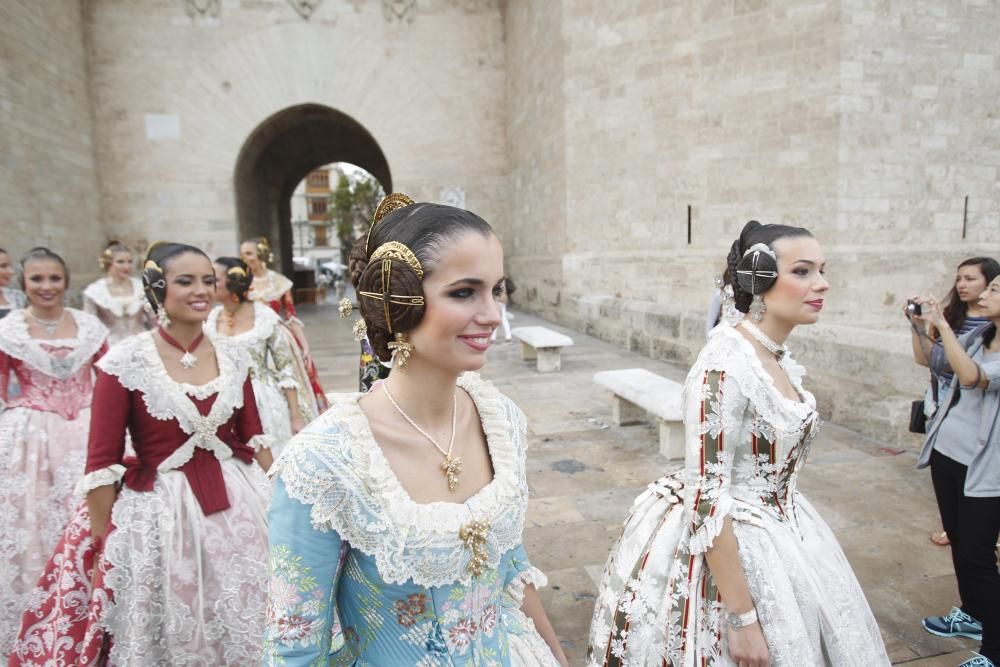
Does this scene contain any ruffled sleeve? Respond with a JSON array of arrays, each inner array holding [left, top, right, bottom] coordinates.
[[684, 367, 747, 554], [502, 543, 547, 610], [235, 375, 273, 451], [263, 475, 347, 666]]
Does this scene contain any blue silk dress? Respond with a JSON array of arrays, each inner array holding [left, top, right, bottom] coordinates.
[[264, 373, 559, 666]]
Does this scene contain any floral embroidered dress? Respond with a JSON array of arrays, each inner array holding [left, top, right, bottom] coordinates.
[[587, 324, 889, 666], [265, 373, 559, 666], [9, 332, 274, 666], [82, 276, 151, 345], [207, 302, 316, 454], [0, 309, 108, 658], [250, 269, 329, 412]]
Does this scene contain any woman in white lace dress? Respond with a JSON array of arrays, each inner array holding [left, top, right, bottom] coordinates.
[[82, 240, 151, 344], [0, 248, 108, 658], [264, 196, 568, 666], [9, 242, 274, 666], [207, 256, 312, 452], [588, 221, 890, 667]]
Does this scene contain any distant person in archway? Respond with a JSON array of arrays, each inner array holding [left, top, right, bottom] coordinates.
[[240, 237, 329, 412], [82, 240, 152, 345]]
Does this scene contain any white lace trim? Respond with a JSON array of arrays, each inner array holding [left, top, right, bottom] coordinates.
[[249, 434, 275, 452], [272, 372, 529, 588], [688, 495, 734, 555], [75, 464, 127, 494], [97, 333, 254, 471], [0, 309, 107, 379], [505, 567, 548, 608], [248, 270, 293, 304], [205, 302, 280, 347], [695, 324, 816, 432], [82, 278, 145, 317]]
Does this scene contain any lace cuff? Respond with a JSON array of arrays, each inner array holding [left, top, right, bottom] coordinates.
[[505, 566, 548, 609], [277, 376, 299, 390], [687, 494, 734, 555], [249, 434, 276, 452], [75, 464, 126, 495]]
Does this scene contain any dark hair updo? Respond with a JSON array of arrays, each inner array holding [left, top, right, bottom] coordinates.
[[142, 242, 210, 313], [724, 220, 813, 314], [20, 247, 70, 289], [348, 203, 494, 361], [214, 257, 252, 302]]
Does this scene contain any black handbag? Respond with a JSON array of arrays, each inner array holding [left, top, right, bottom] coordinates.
[[909, 375, 939, 435]]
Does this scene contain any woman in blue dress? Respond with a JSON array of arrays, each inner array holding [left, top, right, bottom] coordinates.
[[265, 195, 568, 666]]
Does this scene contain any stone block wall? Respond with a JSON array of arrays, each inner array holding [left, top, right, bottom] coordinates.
[[505, 0, 999, 447], [84, 0, 508, 260], [0, 0, 105, 294]]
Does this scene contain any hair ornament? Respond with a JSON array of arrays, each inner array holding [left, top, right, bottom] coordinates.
[[742, 243, 776, 261], [365, 193, 416, 256], [352, 318, 368, 342], [226, 266, 247, 278], [338, 298, 354, 318], [369, 241, 424, 279], [357, 243, 426, 334]]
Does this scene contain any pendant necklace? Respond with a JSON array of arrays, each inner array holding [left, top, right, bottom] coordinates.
[[158, 327, 205, 370], [383, 380, 462, 492], [740, 319, 787, 360], [28, 309, 66, 336], [223, 301, 245, 333]]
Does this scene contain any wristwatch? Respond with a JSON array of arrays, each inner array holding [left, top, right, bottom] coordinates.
[[726, 608, 758, 629]]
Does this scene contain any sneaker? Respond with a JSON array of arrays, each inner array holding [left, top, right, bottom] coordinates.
[[922, 607, 983, 640], [958, 655, 996, 667]]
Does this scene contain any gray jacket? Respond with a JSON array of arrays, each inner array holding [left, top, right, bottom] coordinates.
[[918, 323, 1000, 497]]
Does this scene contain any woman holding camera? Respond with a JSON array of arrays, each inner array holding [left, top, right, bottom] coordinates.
[[908, 257, 1000, 546], [912, 274, 1000, 667]]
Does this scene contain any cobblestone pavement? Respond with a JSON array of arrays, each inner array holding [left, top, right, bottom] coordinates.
[[301, 302, 979, 666]]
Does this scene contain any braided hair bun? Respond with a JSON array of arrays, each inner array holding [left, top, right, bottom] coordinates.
[[725, 220, 812, 314], [214, 256, 252, 302]]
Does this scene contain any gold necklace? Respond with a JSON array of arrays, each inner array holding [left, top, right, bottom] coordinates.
[[383, 381, 462, 492], [223, 301, 245, 332]]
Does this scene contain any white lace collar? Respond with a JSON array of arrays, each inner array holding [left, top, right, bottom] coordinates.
[[82, 277, 145, 317], [0, 309, 107, 379], [248, 270, 293, 303], [697, 324, 816, 430], [97, 332, 254, 470], [204, 301, 280, 346], [273, 372, 529, 587]]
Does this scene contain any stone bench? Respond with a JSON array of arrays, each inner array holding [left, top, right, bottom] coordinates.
[[511, 326, 574, 373], [593, 368, 686, 459]]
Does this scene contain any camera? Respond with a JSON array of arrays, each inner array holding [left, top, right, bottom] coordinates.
[[906, 300, 922, 316]]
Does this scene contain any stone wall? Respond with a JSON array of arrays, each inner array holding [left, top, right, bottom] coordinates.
[[83, 0, 507, 261], [505, 0, 998, 447], [0, 0, 105, 293]]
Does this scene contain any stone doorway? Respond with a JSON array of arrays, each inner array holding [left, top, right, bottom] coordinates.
[[233, 104, 391, 273]]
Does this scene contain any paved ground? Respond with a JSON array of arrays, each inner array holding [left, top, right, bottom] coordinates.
[[300, 301, 982, 666]]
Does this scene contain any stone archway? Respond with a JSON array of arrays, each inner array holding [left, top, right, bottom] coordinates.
[[233, 104, 391, 273]]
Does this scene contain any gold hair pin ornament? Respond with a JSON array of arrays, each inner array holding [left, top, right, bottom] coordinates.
[[365, 193, 416, 256], [357, 241, 426, 335]]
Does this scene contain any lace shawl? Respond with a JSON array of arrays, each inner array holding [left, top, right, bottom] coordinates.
[[271, 373, 530, 588], [81, 277, 145, 317], [0, 309, 108, 379], [248, 270, 293, 304], [204, 302, 298, 389]]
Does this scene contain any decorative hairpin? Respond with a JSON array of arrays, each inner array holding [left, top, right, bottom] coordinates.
[[365, 193, 416, 256]]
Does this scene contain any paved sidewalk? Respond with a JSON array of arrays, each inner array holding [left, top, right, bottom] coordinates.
[[301, 302, 979, 666]]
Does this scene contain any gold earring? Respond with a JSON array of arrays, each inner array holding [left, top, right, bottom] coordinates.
[[387, 332, 414, 369], [352, 319, 368, 342]]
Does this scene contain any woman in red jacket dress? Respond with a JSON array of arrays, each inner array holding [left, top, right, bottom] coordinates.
[[10, 243, 274, 666]]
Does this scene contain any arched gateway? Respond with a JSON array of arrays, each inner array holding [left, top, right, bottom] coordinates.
[[234, 104, 391, 273]]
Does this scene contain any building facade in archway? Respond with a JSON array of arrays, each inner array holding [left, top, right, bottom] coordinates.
[[1, 0, 998, 445]]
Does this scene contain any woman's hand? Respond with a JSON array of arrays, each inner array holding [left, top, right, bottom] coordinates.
[[727, 621, 770, 667], [290, 415, 305, 435], [910, 295, 947, 328]]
